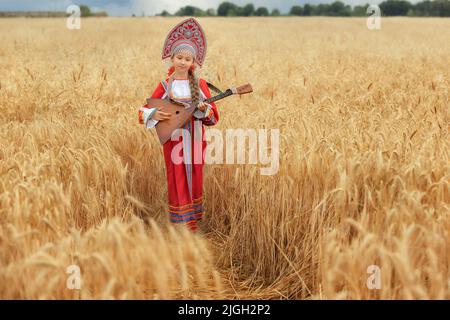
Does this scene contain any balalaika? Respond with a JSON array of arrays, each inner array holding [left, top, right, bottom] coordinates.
[[147, 83, 253, 145]]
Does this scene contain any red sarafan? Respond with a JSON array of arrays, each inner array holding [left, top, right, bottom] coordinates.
[[138, 18, 218, 234]]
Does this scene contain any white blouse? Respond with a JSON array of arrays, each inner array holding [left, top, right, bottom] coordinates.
[[143, 79, 212, 129]]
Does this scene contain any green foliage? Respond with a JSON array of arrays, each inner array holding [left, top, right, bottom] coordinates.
[[2, 0, 449, 18], [242, 4, 255, 16], [290, 6, 303, 15], [303, 4, 313, 15], [352, 4, 370, 16], [154, 0, 450, 17], [271, 9, 281, 16], [406, 0, 450, 16], [159, 10, 170, 17], [255, 7, 269, 16], [379, 0, 413, 16], [175, 6, 207, 17], [79, 5, 91, 17], [206, 8, 217, 16], [217, 2, 239, 16], [74, 4, 108, 17]]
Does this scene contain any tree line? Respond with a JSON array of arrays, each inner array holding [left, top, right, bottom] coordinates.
[[0, 4, 107, 17], [155, 0, 450, 17], [79, 5, 107, 17]]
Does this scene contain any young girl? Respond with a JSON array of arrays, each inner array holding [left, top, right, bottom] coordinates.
[[138, 18, 219, 233]]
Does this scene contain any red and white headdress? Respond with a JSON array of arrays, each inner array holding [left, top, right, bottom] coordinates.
[[162, 18, 207, 67]]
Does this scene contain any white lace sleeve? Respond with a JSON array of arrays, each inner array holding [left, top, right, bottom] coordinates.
[[140, 107, 159, 129]]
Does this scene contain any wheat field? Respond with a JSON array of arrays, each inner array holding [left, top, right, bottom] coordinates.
[[0, 17, 449, 299]]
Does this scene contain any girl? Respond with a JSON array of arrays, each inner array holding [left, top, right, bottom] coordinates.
[[138, 18, 219, 233]]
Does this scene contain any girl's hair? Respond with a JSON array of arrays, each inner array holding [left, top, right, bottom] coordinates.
[[188, 67, 200, 108], [168, 56, 200, 108]]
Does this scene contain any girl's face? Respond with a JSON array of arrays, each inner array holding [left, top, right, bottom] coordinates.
[[171, 51, 194, 74]]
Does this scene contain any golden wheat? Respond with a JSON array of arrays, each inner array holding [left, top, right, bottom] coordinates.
[[0, 17, 449, 299]]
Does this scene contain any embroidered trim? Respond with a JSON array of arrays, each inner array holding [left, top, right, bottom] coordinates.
[[169, 197, 202, 209]]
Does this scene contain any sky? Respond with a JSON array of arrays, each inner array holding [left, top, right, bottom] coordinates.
[[0, 0, 418, 16]]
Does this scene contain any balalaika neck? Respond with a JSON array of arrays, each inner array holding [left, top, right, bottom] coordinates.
[[204, 89, 233, 104]]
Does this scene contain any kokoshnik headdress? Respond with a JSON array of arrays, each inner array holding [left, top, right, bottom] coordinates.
[[162, 18, 207, 69]]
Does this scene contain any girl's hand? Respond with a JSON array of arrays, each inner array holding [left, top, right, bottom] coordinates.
[[197, 101, 208, 112], [153, 109, 171, 121]]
